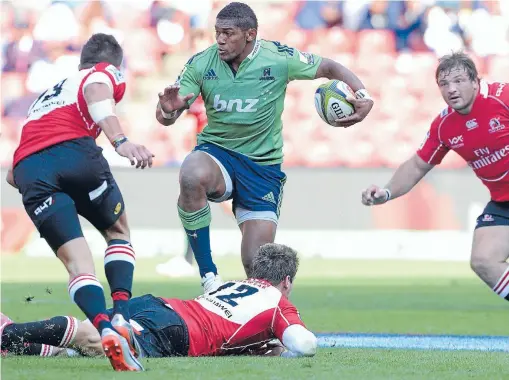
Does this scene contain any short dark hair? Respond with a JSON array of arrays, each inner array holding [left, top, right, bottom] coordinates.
[[80, 33, 123, 69], [250, 243, 299, 286], [435, 51, 478, 83], [216, 2, 258, 30]]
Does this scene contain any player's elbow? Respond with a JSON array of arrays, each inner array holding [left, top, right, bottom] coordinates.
[[412, 153, 434, 175], [297, 334, 318, 357]]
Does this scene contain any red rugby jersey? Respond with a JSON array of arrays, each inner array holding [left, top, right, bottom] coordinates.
[[162, 279, 305, 356], [417, 81, 509, 201], [13, 62, 126, 167]]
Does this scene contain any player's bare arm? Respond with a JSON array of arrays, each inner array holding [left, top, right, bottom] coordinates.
[[155, 85, 194, 126], [361, 154, 434, 206], [83, 82, 154, 169], [315, 57, 374, 128], [5, 166, 16, 189]]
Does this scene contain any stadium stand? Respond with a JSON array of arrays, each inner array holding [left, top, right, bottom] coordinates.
[[1, 0, 508, 168]]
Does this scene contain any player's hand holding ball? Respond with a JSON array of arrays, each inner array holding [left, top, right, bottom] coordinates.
[[314, 80, 374, 128], [361, 185, 391, 206], [158, 84, 195, 116]]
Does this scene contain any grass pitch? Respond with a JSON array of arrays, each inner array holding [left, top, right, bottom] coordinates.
[[1, 256, 508, 379]]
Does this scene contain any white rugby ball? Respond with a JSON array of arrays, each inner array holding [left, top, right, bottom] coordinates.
[[314, 80, 355, 126]]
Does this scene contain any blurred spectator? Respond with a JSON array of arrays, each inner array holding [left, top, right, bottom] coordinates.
[[1, 0, 508, 169]]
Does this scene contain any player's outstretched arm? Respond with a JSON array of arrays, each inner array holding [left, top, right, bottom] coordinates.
[[361, 153, 434, 206], [315, 58, 374, 128], [279, 325, 317, 358], [156, 85, 195, 126], [84, 82, 154, 169]]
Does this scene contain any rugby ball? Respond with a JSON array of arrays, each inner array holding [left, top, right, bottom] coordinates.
[[314, 80, 355, 126]]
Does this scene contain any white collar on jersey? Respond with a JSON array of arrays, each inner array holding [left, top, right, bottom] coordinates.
[[480, 79, 488, 98], [246, 39, 261, 60]]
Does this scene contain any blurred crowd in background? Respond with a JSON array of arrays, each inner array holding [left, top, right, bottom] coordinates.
[[1, 0, 508, 168]]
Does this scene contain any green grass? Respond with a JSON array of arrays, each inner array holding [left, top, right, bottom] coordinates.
[[2, 256, 508, 379]]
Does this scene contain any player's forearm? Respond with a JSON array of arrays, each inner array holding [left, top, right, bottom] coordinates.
[[281, 325, 317, 358], [316, 57, 366, 93], [384, 154, 433, 200], [96, 116, 127, 145], [5, 166, 17, 189], [155, 102, 184, 126]]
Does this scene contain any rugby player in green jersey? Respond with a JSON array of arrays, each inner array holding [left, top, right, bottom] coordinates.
[[156, 2, 374, 292]]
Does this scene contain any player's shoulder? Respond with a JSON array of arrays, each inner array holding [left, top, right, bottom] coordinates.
[[430, 106, 453, 128], [91, 62, 125, 85], [487, 81, 509, 100], [184, 45, 217, 69], [259, 39, 296, 58]]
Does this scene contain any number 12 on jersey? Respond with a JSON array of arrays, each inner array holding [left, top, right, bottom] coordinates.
[[209, 282, 259, 307]]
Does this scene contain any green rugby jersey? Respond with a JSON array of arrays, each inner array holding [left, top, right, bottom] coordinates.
[[176, 39, 322, 165]]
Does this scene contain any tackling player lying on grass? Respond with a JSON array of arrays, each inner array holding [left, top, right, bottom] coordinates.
[[361, 52, 509, 303], [5, 33, 154, 372], [155, 2, 374, 293], [1, 243, 317, 359]]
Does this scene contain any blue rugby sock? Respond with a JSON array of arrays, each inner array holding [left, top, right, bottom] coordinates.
[[178, 204, 217, 277]]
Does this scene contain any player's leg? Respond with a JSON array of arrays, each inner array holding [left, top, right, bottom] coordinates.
[[13, 153, 116, 340], [470, 201, 509, 299], [232, 157, 287, 275], [239, 220, 277, 276], [60, 138, 143, 370], [178, 144, 233, 290], [1, 313, 102, 357]]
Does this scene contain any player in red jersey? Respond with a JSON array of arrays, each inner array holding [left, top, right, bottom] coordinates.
[[5, 34, 155, 372], [1, 243, 317, 359], [361, 52, 509, 301]]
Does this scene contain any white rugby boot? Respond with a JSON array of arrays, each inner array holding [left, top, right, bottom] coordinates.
[[201, 272, 223, 293]]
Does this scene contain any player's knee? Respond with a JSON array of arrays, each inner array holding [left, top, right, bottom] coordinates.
[[470, 254, 491, 279], [103, 212, 130, 241], [179, 165, 211, 195], [72, 320, 103, 357]]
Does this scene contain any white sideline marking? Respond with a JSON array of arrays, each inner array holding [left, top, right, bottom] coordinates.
[[317, 333, 509, 352]]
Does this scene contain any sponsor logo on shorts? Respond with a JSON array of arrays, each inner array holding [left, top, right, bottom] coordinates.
[[262, 192, 276, 204], [187, 231, 198, 239], [34, 196, 53, 216], [482, 214, 494, 222], [489, 118, 505, 133], [448, 135, 464, 148], [114, 202, 122, 215], [466, 119, 478, 130]]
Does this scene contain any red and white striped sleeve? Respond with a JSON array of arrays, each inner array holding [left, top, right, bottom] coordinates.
[[416, 112, 450, 165]]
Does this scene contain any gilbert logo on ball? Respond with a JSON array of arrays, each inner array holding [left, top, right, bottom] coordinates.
[[314, 80, 355, 126]]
